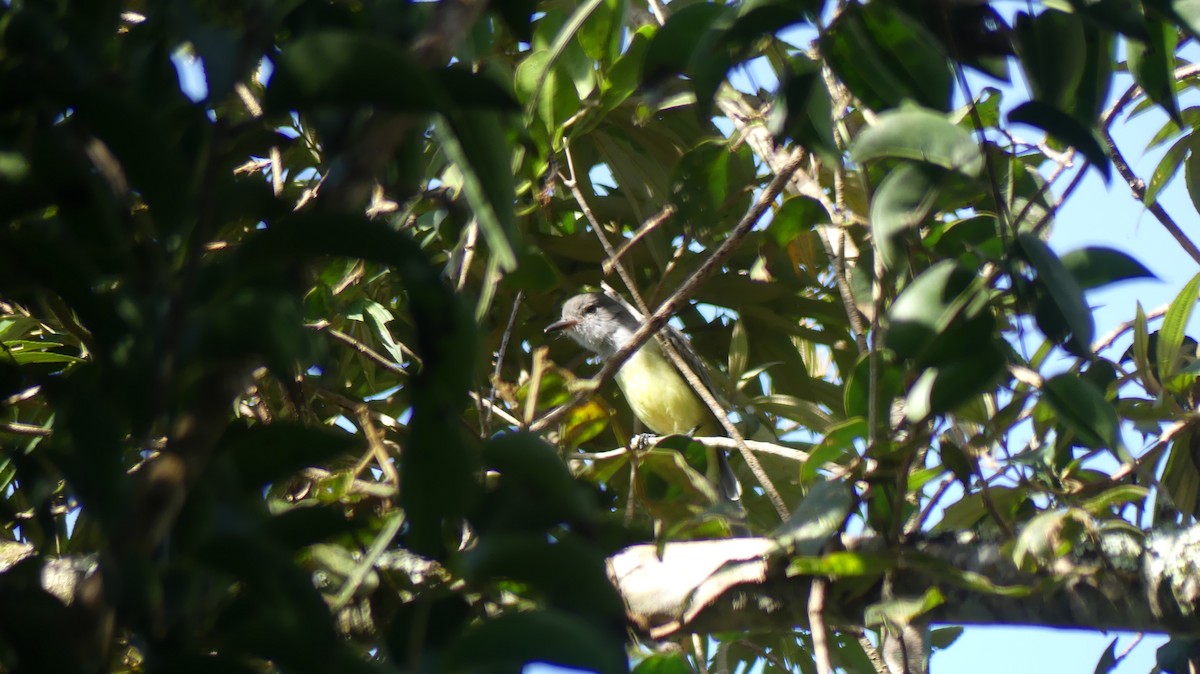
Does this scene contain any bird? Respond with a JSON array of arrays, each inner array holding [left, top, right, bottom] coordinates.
[[544, 292, 744, 509]]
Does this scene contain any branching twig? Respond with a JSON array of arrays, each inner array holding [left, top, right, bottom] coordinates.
[[485, 291, 524, 435], [1098, 65, 1200, 266], [1092, 302, 1170, 353], [309, 320, 413, 375], [602, 206, 676, 277]]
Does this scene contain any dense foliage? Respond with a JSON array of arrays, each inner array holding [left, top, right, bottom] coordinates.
[[2, 0, 1200, 672]]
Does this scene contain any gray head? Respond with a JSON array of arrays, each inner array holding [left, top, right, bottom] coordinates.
[[544, 293, 640, 358]]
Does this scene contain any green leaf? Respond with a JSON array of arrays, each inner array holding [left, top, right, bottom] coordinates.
[[464, 533, 624, 620], [931, 626, 965, 650], [1042, 374, 1129, 461], [1158, 270, 1200, 379], [633, 653, 691, 674], [357, 300, 407, 364], [1092, 637, 1120, 674], [434, 114, 519, 272], [1147, 107, 1200, 150], [1160, 427, 1200, 519], [1073, 22, 1116, 124], [670, 140, 756, 231], [729, 318, 749, 384], [642, 3, 730, 86], [787, 551, 892, 578], [1146, 134, 1192, 206], [689, 5, 804, 119], [1079, 485, 1149, 515], [515, 49, 581, 142], [266, 31, 516, 114], [222, 422, 360, 491], [1186, 138, 1200, 218], [576, 0, 625, 63], [773, 479, 854, 555], [1012, 508, 1092, 570], [483, 432, 595, 525], [1014, 233, 1095, 356], [1008, 100, 1110, 182], [448, 609, 628, 674], [768, 196, 825, 248], [1126, 18, 1181, 123], [1144, 0, 1200, 42], [904, 343, 1006, 422], [1132, 302, 1161, 394], [600, 26, 653, 112], [850, 107, 984, 176], [884, 260, 989, 364], [801, 418, 867, 485], [768, 55, 837, 163], [870, 162, 946, 270], [1013, 10, 1087, 113], [864, 588, 945, 627], [526, 0, 607, 119], [1059, 247, 1157, 290], [843, 351, 904, 425], [821, 2, 952, 112]]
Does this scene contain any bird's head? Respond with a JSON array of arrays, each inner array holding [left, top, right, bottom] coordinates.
[[544, 293, 637, 358]]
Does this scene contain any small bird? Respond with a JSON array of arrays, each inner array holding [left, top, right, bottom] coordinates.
[[544, 292, 743, 505]]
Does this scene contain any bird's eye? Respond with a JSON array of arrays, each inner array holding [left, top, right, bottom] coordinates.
[[582, 303, 599, 315]]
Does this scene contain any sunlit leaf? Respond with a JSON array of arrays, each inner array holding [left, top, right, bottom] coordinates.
[[851, 107, 984, 176]]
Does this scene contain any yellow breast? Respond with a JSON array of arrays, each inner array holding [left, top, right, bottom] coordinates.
[[614, 340, 718, 436]]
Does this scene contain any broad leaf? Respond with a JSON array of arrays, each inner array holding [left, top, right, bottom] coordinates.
[[1059, 247, 1157, 290], [851, 107, 984, 176]]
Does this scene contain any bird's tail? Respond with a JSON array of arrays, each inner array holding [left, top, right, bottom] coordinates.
[[715, 449, 742, 502], [713, 446, 752, 536]]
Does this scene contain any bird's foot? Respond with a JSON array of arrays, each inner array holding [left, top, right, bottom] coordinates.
[[630, 433, 658, 452]]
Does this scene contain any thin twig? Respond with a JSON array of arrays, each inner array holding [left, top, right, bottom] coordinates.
[[1098, 65, 1200, 266], [355, 405, 399, 487], [808, 577, 833, 674], [602, 206, 676, 276], [691, 634, 710, 674], [485, 291, 524, 434], [469, 391, 522, 428], [0, 421, 52, 437], [302, 467, 398, 498], [1092, 302, 1170, 354], [309, 320, 413, 375]]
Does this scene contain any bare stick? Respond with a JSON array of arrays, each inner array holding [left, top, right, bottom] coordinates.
[[808, 577, 833, 674], [602, 205, 676, 277]]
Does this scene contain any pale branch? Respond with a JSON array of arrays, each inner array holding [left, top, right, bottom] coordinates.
[[566, 437, 812, 464], [0, 421, 52, 437], [13, 526, 1200, 644], [608, 526, 1200, 639]]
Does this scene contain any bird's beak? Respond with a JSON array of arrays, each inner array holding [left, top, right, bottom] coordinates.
[[544, 318, 577, 334]]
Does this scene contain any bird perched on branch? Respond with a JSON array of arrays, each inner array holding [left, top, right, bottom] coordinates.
[[545, 292, 745, 517]]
